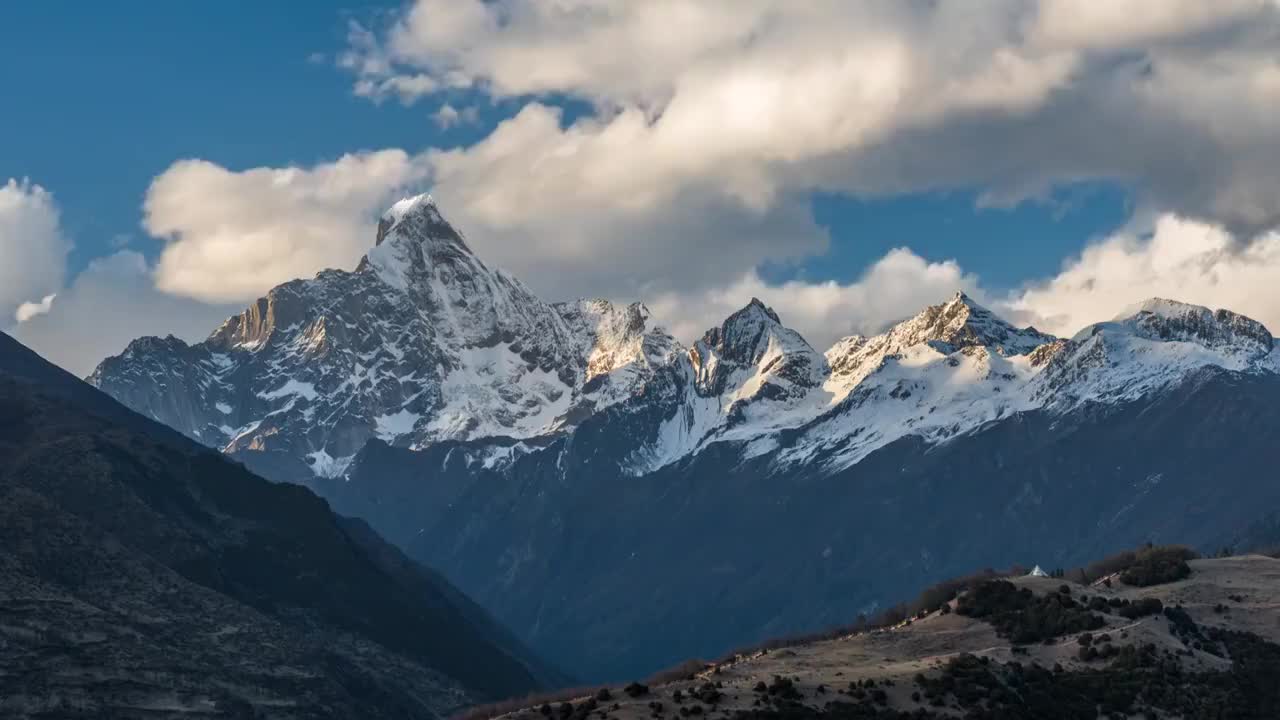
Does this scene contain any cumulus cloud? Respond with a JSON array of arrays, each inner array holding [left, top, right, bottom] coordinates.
[[15, 294, 56, 323], [0, 178, 68, 324], [652, 213, 1280, 351], [10, 251, 239, 377], [648, 248, 983, 350], [344, 0, 1280, 236], [1007, 215, 1280, 337], [145, 151, 431, 303], [23, 0, 1265, 380], [426, 105, 832, 298], [139, 1, 1279, 325], [134, 127, 831, 305]]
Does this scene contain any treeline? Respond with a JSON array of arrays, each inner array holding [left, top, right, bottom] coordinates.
[[1067, 544, 1197, 587]]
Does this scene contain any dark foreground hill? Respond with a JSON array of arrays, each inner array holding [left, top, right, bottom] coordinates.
[[0, 331, 561, 719], [482, 551, 1280, 720]]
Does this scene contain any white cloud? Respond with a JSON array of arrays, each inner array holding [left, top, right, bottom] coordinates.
[[20, 0, 1265, 381], [649, 248, 982, 350], [0, 178, 68, 324], [345, 0, 1280, 235], [1029, 0, 1264, 51], [10, 251, 239, 377], [425, 104, 832, 299], [652, 212, 1280, 351], [15, 294, 56, 323], [432, 102, 478, 128], [145, 151, 431, 303], [1008, 215, 1280, 338], [134, 122, 832, 305], [135, 1, 1279, 331]]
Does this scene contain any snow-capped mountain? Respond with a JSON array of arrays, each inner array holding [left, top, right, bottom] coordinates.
[[88, 197, 1280, 486], [91, 195, 674, 481], [89, 196, 1280, 681], [1035, 298, 1278, 406]]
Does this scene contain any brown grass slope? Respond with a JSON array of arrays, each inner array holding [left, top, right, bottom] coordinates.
[[479, 550, 1280, 720]]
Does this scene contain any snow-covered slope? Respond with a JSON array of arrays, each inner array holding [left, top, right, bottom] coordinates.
[[629, 290, 1278, 475], [90, 197, 1280, 487], [1035, 298, 1276, 406]]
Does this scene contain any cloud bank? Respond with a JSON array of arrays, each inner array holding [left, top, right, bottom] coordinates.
[[145, 152, 431, 303], [348, 0, 1280, 234], [10, 1, 1280, 376], [150, 1, 1280, 314], [1009, 216, 1280, 338]]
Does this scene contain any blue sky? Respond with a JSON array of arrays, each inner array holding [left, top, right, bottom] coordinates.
[[2, 1, 1132, 289], [3, 1, 1277, 375], [3, 1, 444, 272]]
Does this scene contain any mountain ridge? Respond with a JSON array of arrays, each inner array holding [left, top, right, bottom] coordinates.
[[88, 196, 1280, 486]]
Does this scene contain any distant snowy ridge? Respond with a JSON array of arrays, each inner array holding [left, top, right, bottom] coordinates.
[[89, 195, 1280, 484]]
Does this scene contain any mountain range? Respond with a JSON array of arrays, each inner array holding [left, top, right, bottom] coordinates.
[[90, 195, 1280, 680]]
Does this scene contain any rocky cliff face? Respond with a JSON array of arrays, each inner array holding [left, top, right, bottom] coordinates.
[[89, 196, 1280, 681]]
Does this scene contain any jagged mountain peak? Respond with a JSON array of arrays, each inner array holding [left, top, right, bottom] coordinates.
[[374, 193, 463, 247], [700, 298, 797, 355], [884, 290, 1053, 357], [1104, 297, 1274, 354], [741, 296, 782, 323], [557, 297, 670, 386], [690, 298, 824, 400], [824, 292, 1055, 389], [384, 192, 438, 223], [1031, 298, 1276, 407], [360, 195, 489, 293]]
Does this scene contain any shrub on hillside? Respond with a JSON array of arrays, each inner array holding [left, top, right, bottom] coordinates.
[[1118, 597, 1164, 619], [956, 580, 1105, 644], [1069, 544, 1198, 586], [1120, 546, 1196, 587]]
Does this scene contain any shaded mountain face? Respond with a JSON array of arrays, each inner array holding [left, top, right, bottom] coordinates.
[[90, 197, 1280, 680], [333, 364, 1280, 680], [0, 332, 559, 718]]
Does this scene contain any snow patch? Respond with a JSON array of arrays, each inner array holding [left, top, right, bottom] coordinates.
[[308, 449, 356, 479], [257, 379, 318, 401], [375, 409, 421, 441]]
